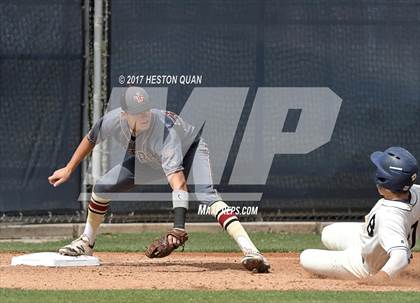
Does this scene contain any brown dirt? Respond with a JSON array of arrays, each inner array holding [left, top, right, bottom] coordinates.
[[0, 252, 419, 291]]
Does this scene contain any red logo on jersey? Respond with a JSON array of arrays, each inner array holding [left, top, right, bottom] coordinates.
[[133, 93, 145, 104]]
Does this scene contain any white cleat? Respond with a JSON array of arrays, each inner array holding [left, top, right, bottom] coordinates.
[[241, 252, 270, 273], [58, 234, 94, 256]]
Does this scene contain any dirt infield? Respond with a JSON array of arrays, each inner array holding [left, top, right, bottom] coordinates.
[[1, 252, 419, 291]]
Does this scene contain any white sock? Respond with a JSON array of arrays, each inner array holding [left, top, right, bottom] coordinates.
[[209, 201, 259, 255], [83, 192, 109, 246]]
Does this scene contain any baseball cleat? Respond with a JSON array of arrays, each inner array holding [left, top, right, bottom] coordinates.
[[58, 234, 94, 256], [241, 252, 270, 273]]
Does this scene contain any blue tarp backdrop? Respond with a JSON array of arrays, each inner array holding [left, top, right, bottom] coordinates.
[[1, 1, 419, 216], [109, 0, 420, 214], [0, 0, 83, 212]]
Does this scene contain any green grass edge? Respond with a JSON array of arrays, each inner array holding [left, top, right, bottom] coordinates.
[[1, 289, 420, 303]]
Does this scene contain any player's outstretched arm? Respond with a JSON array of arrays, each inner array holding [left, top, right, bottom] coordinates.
[[379, 249, 410, 278], [361, 249, 409, 284], [361, 270, 390, 285], [144, 171, 189, 258], [167, 170, 188, 246], [48, 136, 95, 187], [167, 170, 187, 192]]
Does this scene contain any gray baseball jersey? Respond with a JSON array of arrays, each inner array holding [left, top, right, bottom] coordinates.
[[87, 108, 199, 176]]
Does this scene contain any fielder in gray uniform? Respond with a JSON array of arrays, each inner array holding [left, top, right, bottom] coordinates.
[[48, 87, 270, 272]]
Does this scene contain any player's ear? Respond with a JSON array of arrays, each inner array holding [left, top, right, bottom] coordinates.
[[376, 185, 385, 196]]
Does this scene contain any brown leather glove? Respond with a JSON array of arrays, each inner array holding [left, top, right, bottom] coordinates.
[[145, 228, 189, 258]]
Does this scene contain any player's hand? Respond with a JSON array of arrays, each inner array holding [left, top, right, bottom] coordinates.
[[359, 271, 390, 285], [48, 167, 72, 187], [145, 229, 188, 258], [167, 234, 181, 246]]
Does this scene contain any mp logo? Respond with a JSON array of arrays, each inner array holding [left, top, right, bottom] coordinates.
[[81, 87, 342, 201]]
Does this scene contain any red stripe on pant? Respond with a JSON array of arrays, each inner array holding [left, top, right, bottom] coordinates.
[[89, 200, 108, 212], [218, 212, 237, 228]]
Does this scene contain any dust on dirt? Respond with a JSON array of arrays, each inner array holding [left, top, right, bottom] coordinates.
[[1, 252, 419, 291]]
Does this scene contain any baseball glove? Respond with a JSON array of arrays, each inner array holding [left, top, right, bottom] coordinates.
[[145, 228, 189, 258]]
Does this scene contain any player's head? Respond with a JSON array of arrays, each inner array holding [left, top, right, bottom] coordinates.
[[120, 87, 152, 131], [121, 86, 151, 114], [370, 146, 418, 193]]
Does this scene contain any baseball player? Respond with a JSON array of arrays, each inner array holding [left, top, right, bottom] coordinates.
[[48, 87, 270, 273], [300, 146, 419, 282]]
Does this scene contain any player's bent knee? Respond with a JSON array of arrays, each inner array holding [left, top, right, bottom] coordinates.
[[300, 249, 337, 274], [93, 181, 132, 196], [93, 183, 114, 195], [321, 224, 336, 249], [299, 250, 309, 268], [300, 249, 357, 279], [300, 249, 315, 271], [91, 191, 110, 204]]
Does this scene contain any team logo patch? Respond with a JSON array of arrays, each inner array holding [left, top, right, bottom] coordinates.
[[133, 92, 145, 104]]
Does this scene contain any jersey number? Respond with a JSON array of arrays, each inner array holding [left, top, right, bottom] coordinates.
[[367, 214, 376, 237], [409, 221, 418, 249]]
